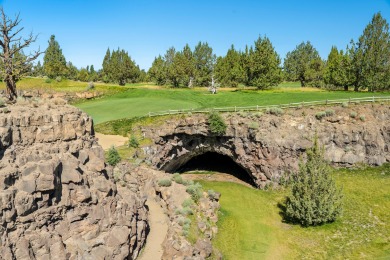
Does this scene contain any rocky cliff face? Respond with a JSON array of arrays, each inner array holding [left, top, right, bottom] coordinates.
[[0, 104, 147, 259], [142, 104, 390, 188]]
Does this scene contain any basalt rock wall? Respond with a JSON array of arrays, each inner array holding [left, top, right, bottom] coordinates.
[[142, 104, 390, 188], [0, 104, 147, 259]]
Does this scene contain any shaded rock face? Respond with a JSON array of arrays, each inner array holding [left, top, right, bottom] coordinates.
[[0, 105, 147, 259], [142, 104, 390, 188]]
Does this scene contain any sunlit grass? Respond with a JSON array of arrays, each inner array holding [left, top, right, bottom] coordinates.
[[199, 164, 390, 259]]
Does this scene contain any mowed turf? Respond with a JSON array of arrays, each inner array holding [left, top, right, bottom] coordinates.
[[199, 164, 390, 260], [76, 84, 388, 124]]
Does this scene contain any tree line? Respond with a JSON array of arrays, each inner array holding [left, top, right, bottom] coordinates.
[[1, 9, 389, 102], [148, 12, 390, 92]]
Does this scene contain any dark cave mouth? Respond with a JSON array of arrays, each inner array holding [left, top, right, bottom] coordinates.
[[173, 152, 256, 186]]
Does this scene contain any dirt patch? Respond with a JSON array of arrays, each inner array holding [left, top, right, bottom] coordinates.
[[138, 198, 168, 260], [95, 133, 128, 150]]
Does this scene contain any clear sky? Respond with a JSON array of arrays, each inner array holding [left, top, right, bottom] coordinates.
[[2, 0, 390, 71]]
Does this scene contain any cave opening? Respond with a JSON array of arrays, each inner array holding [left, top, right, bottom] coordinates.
[[175, 151, 256, 186]]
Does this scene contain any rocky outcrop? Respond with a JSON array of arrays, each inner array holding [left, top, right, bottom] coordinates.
[[0, 104, 147, 259], [114, 163, 219, 260], [141, 104, 390, 188]]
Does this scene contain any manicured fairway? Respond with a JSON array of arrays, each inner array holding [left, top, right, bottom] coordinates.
[[76, 86, 388, 124], [199, 164, 390, 259]]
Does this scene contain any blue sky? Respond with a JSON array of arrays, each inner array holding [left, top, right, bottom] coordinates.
[[2, 0, 390, 70]]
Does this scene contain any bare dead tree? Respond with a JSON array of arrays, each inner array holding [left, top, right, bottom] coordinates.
[[0, 8, 42, 101]]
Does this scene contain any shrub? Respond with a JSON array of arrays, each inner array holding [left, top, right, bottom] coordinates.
[[172, 173, 185, 184], [208, 111, 227, 135], [128, 135, 139, 148], [182, 198, 194, 208], [86, 82, 95, 91], [285, 136, 343, 226], [350, 111, 357, 118], [341, 102, 348, 108], [315, 111, 326, 120], [248, 121, 259, 130], [55, 76, 62, 82], [359, 115, 366, 121], [175, 206, 193, 216], [253, 112, 263, 118], [107, 146, 121, 166], [157, 178, 172, 187], [325, 109, 335, 117], [0, 97, 4, 107], [186, 182, 203, 202], [45, 78, 52, 83], [266, 107, 283, 116]]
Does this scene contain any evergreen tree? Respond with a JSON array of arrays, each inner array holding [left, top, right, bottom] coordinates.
[[43, 35, 68, 79], [248, 36, 282, 89], [33, 61, 44, 77], [284, 41, 324, 87], [180, 44, 196, 87], [107, 146, 121, 166], [351, 12, 390, 91], [285, 136, 343, 226], [101, 48, 140, 85], [193, 42, 216, 87], [102, 48, 111, 82], [164, 47, 180, 87], [324, 46, 351, 90], [215, 45, 245, 87], [148, 55, 166, 85], [66, 62, 79, 80]]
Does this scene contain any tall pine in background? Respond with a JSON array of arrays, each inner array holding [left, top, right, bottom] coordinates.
[[43, 35, 68, 79]]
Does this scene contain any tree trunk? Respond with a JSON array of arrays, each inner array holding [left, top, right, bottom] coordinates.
[[5, 75, 17, 101], [344, 85, 349, 91], [354, 85, 359, 92]]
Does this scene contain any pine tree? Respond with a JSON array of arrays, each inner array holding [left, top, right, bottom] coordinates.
[[285, 136, 343, 226], [351, 12, 390, 91], [215, 45, 245, 87], [43, 35, 68, 79], [107, 146, 121, 166], [102, 48, 111, 82], [148, 55, 167, 85], [324, 46, 350, 90], [193, 42, 216, 87], [248, 36, 282, 89], [284, 41, 324, 87]]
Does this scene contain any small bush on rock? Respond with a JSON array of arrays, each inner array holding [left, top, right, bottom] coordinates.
[[172, 173, 185, 184], [350, 111, 357, 118], [315, 111, 326, 120], [107, 146, 121, 166], [128, 135, 139, 148], [86, 82, 95, 91], [325, 109, 335, 116], [266, 107, 283, 116], [284, 136, 343, 226], [0, 97, 5, 107], [208, 111, 227, 135], [186, 182, 203, 202], [158, 178, 172, 187]]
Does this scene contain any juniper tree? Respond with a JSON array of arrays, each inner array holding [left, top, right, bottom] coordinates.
[[0, 8, 42, 101], [43, 35, 68, 79], [285, 136, 343, 226], [284, 41, 324, 87]]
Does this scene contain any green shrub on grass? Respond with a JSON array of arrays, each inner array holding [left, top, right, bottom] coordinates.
[[285, 136, 343, 226], [208, 111, 227, 135], [186, 183, 203, 202], [107, 146, 121, 166], [158, 178, 172, 187]]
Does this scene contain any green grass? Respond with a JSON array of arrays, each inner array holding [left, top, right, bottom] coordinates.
[[198, 164, 390, 260], [76, 85, 389, 124]]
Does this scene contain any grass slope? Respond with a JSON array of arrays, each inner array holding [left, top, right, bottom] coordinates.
[[78, 86, 389, 124], [199, 164, 390, 259]]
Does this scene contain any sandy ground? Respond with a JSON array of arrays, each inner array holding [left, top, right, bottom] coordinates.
[[138, 198, 168, 260], [95, 133, 128, 150]]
